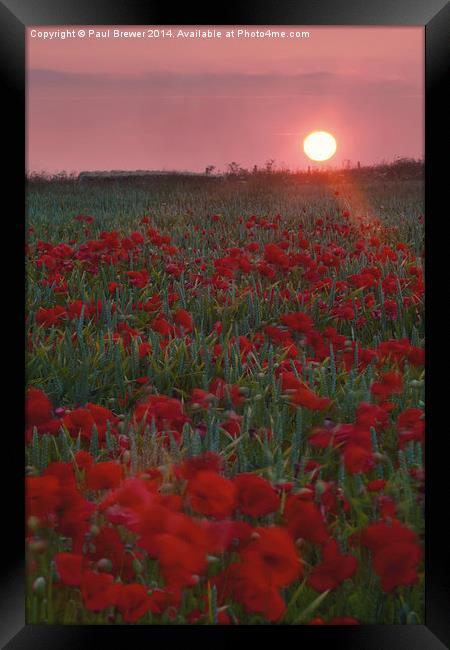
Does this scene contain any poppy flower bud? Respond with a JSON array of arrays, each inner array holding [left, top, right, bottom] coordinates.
[[90, 524, 100, 537], [29, 539, 48, 554], [96, 558, 112, 573], [407, 612, 419, 624], [49, 558, 61, 578], [410, 468, 425, 482], [28, 516, 41, 532], [118, 435, 129, 449], [132, 559, 143, 575], [159, 483, 174, 495], [33, 577, 46, 597], [122, 450, 131, 464], [409, 380, 423, 387], [315, 480, 327, 497], [296, 487, 314, 498]]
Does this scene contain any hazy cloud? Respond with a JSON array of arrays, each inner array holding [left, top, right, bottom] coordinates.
[[28, 68, 420, 98]]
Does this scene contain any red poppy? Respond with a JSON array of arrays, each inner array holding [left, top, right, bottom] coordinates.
[[87, 525, 126, 572], [280, 311, 313, 333], [150, 315, 173, 336], [133, 394, 188, 433], [81, 570, 115, 611], [309, 616, 359, 625], [203, 519, 253, 553], [26, 475, 61, 518], [377, 495, 397, 518], [329, 617, 360, 624], [234, 473, 280, 518], [356, 403, 389, 430], [307, 540, 358, 592], [357, 519, 418, 553], [189, 388, 216, 410], [138, 342, 152, 358], [74, 450, 94, 471], [177, 452, 223, 480], [279, 371, 302, 392], [265, 325, 293, 345], [62, 408, 96, 441], [187, 470, 237, 519], [220, 415, 242, 438], [115, 583, 153, 622], [126, 269, 149, 288], [397, 407, 424, 447], [43, 461, 77, 488], [26, 387, 53, 428], [370, 372, 403, 400], [226, 563, 287, 622], [173, 308, 194, 333], [373, 542, 422, 592], [211, 562, 286, 622], [289, 385, 331, 411], [157, 536, 206, 588], [54, 552, 84, 587], [56, 486, 96, 553], [342, 444, 375, 475], [263, 243, 289, 269], [367, 479, 387, 492], [284, 496, 329, 544], [86, 462, 124, 490], [85, 403, 119, 435], [35, 305, 66, 327], [241, 526, 302, 587]]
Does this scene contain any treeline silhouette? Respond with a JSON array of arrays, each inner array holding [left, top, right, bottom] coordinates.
[[27, 158, 424, 187]]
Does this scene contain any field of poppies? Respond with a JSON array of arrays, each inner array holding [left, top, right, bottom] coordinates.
[[26, 171, 424, 625]]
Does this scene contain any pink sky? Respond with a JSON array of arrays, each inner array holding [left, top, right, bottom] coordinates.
[[26, 26, 424, 173]]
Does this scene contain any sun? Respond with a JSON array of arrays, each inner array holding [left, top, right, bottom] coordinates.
[[303, 131, 337, 162]]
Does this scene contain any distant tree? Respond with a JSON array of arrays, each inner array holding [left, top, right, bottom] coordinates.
[[205, 165, 216, 176], [227, 162, 241, 176], [226, 162, 249, 179]]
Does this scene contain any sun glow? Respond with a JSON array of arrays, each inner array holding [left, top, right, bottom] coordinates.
[[303, 131, 337, 162]]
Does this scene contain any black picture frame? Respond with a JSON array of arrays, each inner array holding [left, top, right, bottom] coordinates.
[[2, 0, 448, 647]]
